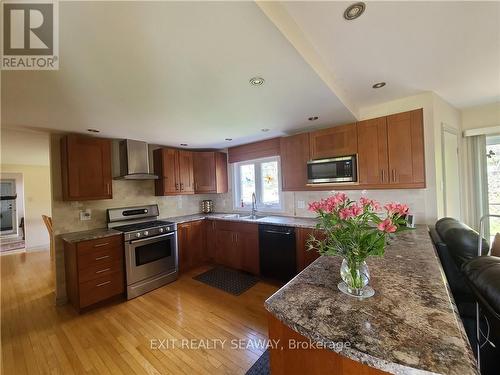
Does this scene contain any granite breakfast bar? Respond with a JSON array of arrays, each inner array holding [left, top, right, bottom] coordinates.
[[264, 226, 477, 375]]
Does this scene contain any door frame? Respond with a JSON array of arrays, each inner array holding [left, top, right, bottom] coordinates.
[[441, 123, 462, 218], [0, 178, 18, 236]]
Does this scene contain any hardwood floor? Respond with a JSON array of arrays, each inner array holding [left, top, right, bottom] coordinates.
[[1, 250, 279, 374]]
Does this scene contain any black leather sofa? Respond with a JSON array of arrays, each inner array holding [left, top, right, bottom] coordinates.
[[429, 217, 498, 374]]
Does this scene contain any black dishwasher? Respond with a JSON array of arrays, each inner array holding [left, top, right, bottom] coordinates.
[[259, 224, 296, 282]]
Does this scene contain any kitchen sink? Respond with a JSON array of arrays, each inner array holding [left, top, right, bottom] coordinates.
[[221, 214, 244, 219], [241, 215, 268, 221]]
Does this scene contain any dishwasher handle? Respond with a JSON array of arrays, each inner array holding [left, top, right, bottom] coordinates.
[[262, 229, 293, 235]]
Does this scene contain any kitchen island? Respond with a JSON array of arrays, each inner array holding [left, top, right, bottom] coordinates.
[[264, 226, 477, 375]]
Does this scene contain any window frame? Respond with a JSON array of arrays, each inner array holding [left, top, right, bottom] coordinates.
[[232, 156, 283, 213]]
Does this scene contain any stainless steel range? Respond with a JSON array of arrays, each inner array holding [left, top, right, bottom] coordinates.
[[107, 204, 178, 299]]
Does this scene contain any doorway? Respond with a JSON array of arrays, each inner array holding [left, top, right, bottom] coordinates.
[[0, 179, 17, 235], [442, 125, 461, 219]]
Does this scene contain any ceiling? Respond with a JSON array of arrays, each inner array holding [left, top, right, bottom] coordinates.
[[2, 1, 499, 149], [280, 1, 500, 109], [1, 1, 355, 148]]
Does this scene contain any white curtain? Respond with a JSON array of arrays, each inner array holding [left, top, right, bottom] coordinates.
[[462, 134, 489, 233]]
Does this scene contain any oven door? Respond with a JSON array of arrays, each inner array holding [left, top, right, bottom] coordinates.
[[125, 232, 178, 285], [307, 156, 357, 183]]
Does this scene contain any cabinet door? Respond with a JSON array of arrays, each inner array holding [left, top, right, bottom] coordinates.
[[357, 117, 389, 185], [189, 220, 206, 267], [154, 148, 179, 195], [309, 123, 357, 160], [62, 135, 112, 200], [296, 228, 322, 272], [215, 229, 238, 268], [177, 150, 194, 194], [387, 109, 425, 185], [177, 223, 191, 273], [205, 220, 217, 260], [280, 133, 310, 191], [238, 231, 259, 275], [193, 152, 216, 193]]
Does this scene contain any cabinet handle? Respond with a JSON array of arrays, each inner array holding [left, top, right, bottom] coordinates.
[[106, 183, 111, 195], [180, 182, 184, 191], [381, 169, 384, 183], [391, 169, 396, 182], [94, 242, 109, 248], [175, 183, 179, 191], [95, 268, 111, 274], [96, 280, 111, 287], [95, 255, 110, 260]]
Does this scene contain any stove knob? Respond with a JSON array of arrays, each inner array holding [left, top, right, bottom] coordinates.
[[159, 228, 164, 233], [144, 231, 149, 236], [135, 233, 141, 238]]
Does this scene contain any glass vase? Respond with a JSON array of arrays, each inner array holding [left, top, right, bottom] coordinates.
[[338, 258, 374, 298]]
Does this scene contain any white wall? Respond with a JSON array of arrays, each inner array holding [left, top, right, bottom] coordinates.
[[0, 128, 52, 250], [461, 102, 500, 131]]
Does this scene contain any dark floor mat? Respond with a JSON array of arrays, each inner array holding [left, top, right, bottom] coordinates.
[[193, 266, 259, 295], [246, 350, 270, 375]]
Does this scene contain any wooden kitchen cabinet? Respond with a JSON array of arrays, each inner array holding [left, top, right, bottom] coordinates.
[[61, 134, 112, 201], [309, 123, 357, 160], [357, 117, 389, 185], [193, 152, 228, 193], [280, 133, 310, 191], [214, 221, 259, 274], [386, 109, 425, 185], [154, 148, 194, 195], [63, 234, 124, 311], [205, 219, 217, 261], [296, 228, 322, 272], [178, 220, 206, 273]]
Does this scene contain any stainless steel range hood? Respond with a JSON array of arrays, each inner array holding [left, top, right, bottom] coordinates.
[[114, 139, 158, 180]]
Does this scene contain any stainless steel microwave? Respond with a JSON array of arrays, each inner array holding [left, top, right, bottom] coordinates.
[[307, 155, 357, 184]]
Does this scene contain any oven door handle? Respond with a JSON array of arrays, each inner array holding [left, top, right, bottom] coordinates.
[[129, 232, 175, 244]]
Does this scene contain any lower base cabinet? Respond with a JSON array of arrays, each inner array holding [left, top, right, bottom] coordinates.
[[178, 220, 207, 273], [63, 234, 125, 311], [214, 221, 259, 275], [296, 228, 322, 272]]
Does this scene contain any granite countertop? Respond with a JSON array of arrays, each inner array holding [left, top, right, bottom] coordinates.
[[264, 226, 477, 375], [60, 228, 122, 243], [163, 212, 319, 229]]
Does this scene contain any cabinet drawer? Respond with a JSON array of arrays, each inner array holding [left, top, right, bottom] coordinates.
[[215, 220, 238, 231], [78, 243, 123, 270], [77, 235, 123, 255], [79, 270, 124, 308], [78, 259, 123, 283]]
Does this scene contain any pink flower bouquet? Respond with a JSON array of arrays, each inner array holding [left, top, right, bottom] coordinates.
[[307, 192, 409, 297]]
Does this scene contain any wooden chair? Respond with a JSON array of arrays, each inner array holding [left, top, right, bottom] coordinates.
[[42, 215, 54, 258]]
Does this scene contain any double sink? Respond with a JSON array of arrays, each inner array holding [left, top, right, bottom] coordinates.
[[221, 213, 269, 221]]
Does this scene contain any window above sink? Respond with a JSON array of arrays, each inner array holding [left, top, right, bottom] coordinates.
[[232, 156, 283, 213]]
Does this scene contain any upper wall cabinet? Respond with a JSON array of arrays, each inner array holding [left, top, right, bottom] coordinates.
[[154, 148, 194, 195], [357, 117, 389, 185], [309, 123, 357, 160], [193, 152, 228, 194], [280, 133, 310, 191], [386, 109, 425, 185], [357, 109, 425, 188], [61, 135, 112, 201]]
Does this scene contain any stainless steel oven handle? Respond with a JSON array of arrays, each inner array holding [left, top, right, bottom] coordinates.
[[129, 232, 175, 244]]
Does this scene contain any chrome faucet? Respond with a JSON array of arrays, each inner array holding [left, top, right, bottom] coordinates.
[[251, 192, 257, 217]]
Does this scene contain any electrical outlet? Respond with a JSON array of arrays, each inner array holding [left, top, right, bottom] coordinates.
[[79, 209, 91, 221], [297, 200, 305, 209]]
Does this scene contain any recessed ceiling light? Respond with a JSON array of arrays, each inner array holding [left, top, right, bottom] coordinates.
[[308, 116, 319, 121], [180, 143, 188, 146], [261, 128, 270, 132], [87, 128, 100, 133], [249, 77, 265, 86], [225, 138, 233, 141], [372, 82, 386, 89], [344, 2, 366, 20]]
